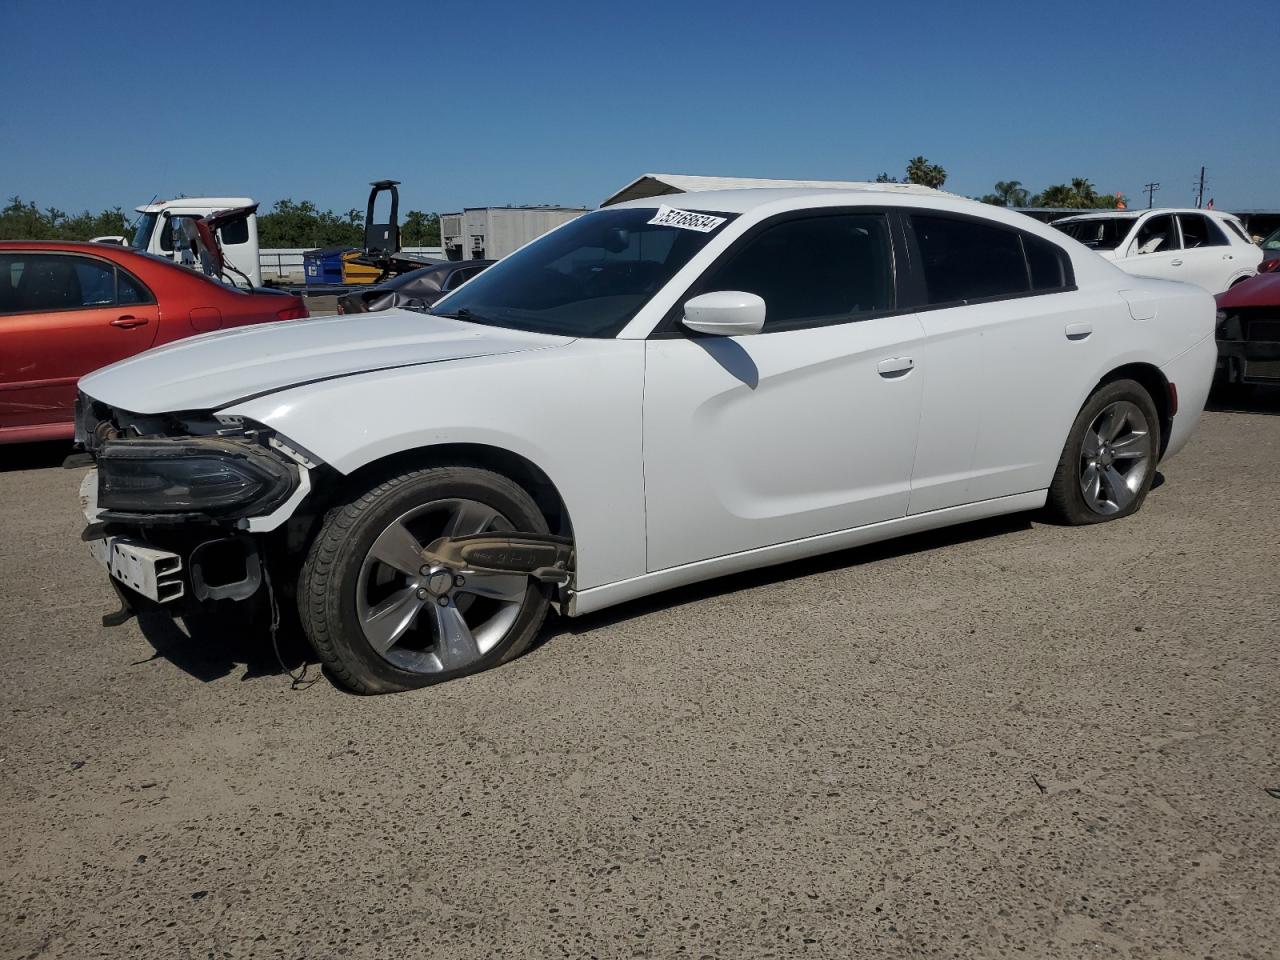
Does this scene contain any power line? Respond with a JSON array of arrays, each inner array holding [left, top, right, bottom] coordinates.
[[1143, 182, 1160, 208]]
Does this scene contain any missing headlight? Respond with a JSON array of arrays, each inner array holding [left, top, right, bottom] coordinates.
[[97, 437, 298, 520]]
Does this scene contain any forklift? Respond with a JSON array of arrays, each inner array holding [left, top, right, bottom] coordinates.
[[345, 180, 441, 283]]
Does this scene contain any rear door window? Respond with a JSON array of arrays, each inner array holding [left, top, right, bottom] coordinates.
[[1178, 214, 1228, 248], [910, 215, 1029, 304], [1024, 234, 1072, 291]]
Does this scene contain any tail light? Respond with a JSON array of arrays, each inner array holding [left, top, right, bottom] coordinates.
[[1261, 257, 1280, 274], [276, 301, 308, 321]]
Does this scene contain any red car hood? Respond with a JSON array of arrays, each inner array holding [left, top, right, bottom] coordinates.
[[1216, 272, 1280, 309]]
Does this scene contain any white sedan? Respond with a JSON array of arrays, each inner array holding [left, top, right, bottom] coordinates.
[[1051, 207, 1261, 294], [77, 186, 1216, 693]]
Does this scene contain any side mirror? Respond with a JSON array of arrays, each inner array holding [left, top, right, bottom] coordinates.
[[682, 291, 766, 336]]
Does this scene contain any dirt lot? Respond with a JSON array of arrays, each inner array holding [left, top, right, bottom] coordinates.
[[2, 397, 1277, 959]]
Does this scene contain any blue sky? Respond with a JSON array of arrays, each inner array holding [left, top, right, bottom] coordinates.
[[3, 0, 1277, 219]]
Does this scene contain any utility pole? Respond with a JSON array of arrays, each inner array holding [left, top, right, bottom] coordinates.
[[1194, 166, 1206, 208], [1144, 182, 1160, 208]]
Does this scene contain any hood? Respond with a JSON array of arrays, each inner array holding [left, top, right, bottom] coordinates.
[[1216, 271, 1280, 310], [79, 309, 573, 414]]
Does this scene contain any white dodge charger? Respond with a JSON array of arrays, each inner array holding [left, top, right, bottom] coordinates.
[[76, 185, 1216, 693]]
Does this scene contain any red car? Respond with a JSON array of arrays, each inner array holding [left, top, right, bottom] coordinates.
[[1215, 270, 1280, 387], [0, 241, 307, 444]]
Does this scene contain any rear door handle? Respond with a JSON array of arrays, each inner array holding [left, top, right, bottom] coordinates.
[[1170, 258, 1184, 266], [1065, 321, 1092, 341], [877, 357, 914, 378], [110, 315, 149, 329]]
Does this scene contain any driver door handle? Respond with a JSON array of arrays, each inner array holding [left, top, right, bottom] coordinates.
[[110, 315, 149, 329], [1170, 258, 1184, 266], [877, 357, 914, 378]]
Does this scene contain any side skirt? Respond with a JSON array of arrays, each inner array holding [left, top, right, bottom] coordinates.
[[566, 490, 1047, 617]]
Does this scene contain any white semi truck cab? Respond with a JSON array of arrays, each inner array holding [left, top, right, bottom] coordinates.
[[131, 197, 262, 287]]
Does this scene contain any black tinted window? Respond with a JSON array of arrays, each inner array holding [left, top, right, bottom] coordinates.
[[1024, 234, 1071, 290], [1178, 214, 1227, 249], [1135, 215, 1178, 254], [117, 269, 150, 305], [912, 215, 1029, 304], [430, 207, 735, 338], [699, 214, 895, 332], [0, 254, 120, 313], [218, 218, 250, 245], [1052, 217, 1134, 251]]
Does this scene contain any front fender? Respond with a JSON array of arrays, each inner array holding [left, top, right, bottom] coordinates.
[[222, 341, 647, 592]]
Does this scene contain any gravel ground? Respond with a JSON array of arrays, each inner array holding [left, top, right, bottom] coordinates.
[[2, 398, 1277, 959]]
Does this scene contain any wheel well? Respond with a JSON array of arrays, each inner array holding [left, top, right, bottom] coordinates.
[[1096, 363, 1172, 457], [337, 444, 575, 540]]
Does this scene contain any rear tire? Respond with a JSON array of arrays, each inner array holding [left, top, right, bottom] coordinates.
[[299, 465, 551, 694], [1045, 379, 1161, 525]]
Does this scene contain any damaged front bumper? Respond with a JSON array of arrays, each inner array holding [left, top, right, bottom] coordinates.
[[77, 405, 322, 619], [81, 470, 270, 610]]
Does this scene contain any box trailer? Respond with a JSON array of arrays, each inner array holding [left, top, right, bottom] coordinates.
[[440, 206, 588, 261]]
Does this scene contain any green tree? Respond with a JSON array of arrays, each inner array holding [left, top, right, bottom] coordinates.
[[980, 180, 1030, 207], [401, 210, 441, 246], [1030, 178, 1119, 209], [256, 199, 364, 248], [0, 196, 131, 241], [905, 155, 947, 189], [874, 172, 900, 183]]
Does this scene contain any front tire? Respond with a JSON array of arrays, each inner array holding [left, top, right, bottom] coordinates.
[[1045, 379, 1160, 525], [299, 465, 551, 694]]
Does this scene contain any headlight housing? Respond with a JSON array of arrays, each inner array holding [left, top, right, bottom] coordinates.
[[97, 437, 298, 520]]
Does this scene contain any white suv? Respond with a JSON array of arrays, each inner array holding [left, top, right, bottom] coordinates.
[[1052, 208, 1261, 294]]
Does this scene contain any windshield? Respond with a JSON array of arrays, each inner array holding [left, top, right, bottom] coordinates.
[[428, 207, 736, 337], [131, 212, 160, 251], [1052, 217, 1136, 250], [1262, 228, 1280, 251]]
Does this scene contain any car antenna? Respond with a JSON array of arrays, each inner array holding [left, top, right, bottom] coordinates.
[[125, 195, 158, 239]]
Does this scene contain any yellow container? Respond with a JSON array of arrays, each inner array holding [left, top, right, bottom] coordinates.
[[341, 250, 383, 285]]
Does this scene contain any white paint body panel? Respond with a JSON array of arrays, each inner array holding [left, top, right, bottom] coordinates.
[[644, 315, 925, 571], [81, 187, 1217, 617]]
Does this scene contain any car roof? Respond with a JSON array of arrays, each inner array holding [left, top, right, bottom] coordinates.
[[135, 197, 254, 214], [0, 240, 141, 254], [606, 184, 980, 215], [1054, 208, 1237, 223]]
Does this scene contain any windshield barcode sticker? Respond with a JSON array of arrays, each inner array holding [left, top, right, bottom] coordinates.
[[647, 205, 727, 233]]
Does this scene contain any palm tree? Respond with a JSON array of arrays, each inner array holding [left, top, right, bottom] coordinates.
[[993, 180, 1029, 207]]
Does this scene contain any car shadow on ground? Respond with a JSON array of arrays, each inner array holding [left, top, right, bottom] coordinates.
[[135, 602, 323, 689], [1207, 383, 1280, 416], [1, 440, 75, 473], [541, 510, 1040, 644]]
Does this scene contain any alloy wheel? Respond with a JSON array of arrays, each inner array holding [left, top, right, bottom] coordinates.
[[1078, 400, 1153, 515], [355, 498, 529, 674]]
